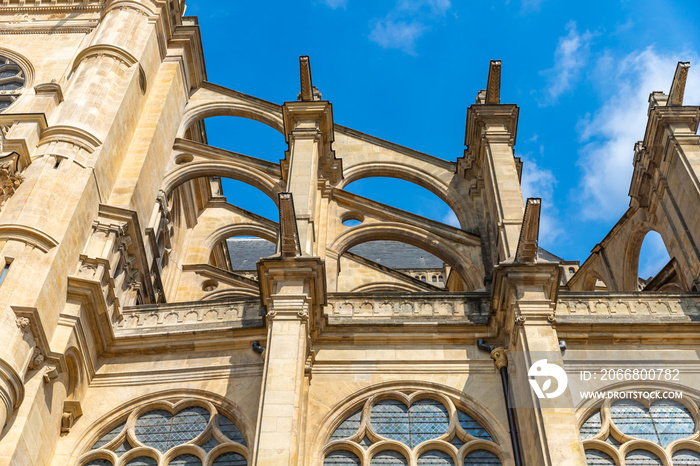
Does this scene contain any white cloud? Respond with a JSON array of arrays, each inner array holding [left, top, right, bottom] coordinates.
[[324, 0, 348, 8], [369, 19, 427, 55], [397, 0, 451, 15], [577, 47, 700, 220], [539, 21, 594, 105], [521, 0, 543, 10], [441, 210, 460, 228], [520, 155, 562, 244], [369, 0, 451, 54]]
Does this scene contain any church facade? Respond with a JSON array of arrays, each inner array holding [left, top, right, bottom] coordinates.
[[0, 1, 699, 465]]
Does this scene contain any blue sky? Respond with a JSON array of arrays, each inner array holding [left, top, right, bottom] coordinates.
[[186, 0, 700, 278]]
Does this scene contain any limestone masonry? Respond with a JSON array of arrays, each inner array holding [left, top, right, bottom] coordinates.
[[0, 1, 698, 465]]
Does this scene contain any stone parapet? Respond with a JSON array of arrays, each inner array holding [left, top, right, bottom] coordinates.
[[556, 292, 700, 322], [117, 298, 264, 335], [324, 292, 490, 324]]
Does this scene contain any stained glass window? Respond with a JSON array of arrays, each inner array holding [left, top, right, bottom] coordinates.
[[464, 450, 501, 466], [211, 452, 247, 465], [85, 460, 113, 466], [610, 401, 657, 443], [134, 407, 209, 452], [649, 401, 694, 447], [92, 423, 126, 450], [584, 450, 615, 466], [370, 450, 408, 465], [330, 409, 362, 441], [370, 399, 449, 448], [417, 450, 454, 465], [169, 454, 202, 466], [125, 458, 157, 466], [82, 400, 247, 466], [625, 449, 663, 466], [673, 450, 700, 465], [0, 56, 25, 112], [324, 391, 503, 465], [219, 415, 247, 446], [201, 436, 219, 452], [114, 440, 132, 455], [457, 411, 493, 440], [580, 412, 602, 440], [324, 450, 362, 465], [609, 400, 694, 447]]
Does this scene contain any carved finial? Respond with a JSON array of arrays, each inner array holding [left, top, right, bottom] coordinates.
[[298, 56, 313, 101], [278, 193, 301, 258], [669, 62, 690, 106], [485, 60, 501, 104], [515, 198, 541, 263]]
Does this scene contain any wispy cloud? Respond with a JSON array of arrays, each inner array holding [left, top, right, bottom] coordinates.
[[369, 0, 451, 54], [441, 210, 460, 228], [520, 154, 562, 244], [324, 0, 348, 9], [521, 0, 544, 10], [576, 47, 700, 220], [369, 20, 427, 55], [539, 21, 594, 105]]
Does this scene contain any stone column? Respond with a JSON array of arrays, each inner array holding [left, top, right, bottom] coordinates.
[[492, 262, 587, 466], [253, 256, 325, 465]]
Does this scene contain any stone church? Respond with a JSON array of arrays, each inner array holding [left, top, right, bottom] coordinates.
[[0, 1, 698, 465]]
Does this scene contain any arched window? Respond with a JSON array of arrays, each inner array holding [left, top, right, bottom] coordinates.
[[579, 397, 700, 465], [77, 397, 249, 466], [322, 390, 506, 465]]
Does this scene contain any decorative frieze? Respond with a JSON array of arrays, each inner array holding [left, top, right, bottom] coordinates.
[[556, 293, 700, 321], [324, 293, 490, 324], [117, 299, 264, 332]]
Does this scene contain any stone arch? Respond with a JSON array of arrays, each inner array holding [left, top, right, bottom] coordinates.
[[338, 164, 471, 230], [203, 224, 278, 257], [161, 162, 284, 204], [579, 271, 609, 292], [310, 380, 511, 466], [178, 84, 284, 139], [70, 389, 253, 466], [622, 223, 670, 291], [64, 347, 84, 401], [182, 201, 278, 266], [329, 223, 482, 290]]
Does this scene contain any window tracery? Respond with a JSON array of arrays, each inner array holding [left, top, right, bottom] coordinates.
[[77, 399, 248, 466], [579, 397, 700, 465], [323, 390, 506, 466], [0, 54, 25, 112]]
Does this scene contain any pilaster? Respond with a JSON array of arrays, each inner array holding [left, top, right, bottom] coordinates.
[[253, 256, 325, 466]]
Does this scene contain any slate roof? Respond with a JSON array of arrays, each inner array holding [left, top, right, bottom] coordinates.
[[226, 238, 566, 271], [226, 238, 444, 270]]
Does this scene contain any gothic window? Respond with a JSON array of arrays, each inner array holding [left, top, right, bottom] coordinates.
[[579, 398, 700, 465], [0, 54, 25, 112], [76, 398, 249, 466], [323, 390, 506, 466]]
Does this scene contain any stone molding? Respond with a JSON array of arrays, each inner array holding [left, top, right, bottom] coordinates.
[[0, 224, 58, 252], [117, 299, 264, 333], [556, 292, 700, 321], [324, 292, 490, 325]]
